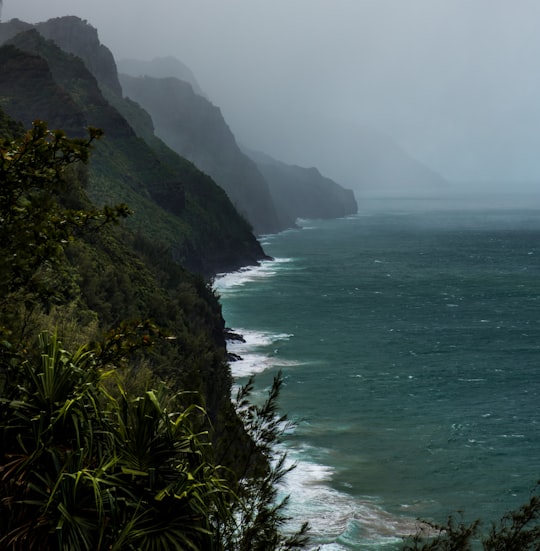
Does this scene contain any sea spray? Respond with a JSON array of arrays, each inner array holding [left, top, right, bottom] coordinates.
[[216, 209, 540, 548], [216, 254, 419, 549]]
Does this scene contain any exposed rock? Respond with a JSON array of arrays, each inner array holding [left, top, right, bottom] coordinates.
[[120, 73, 282, 235], [35, 16, 122, 96], [247, 148, 358, 228], [118, 56, 204, 96], [0, 26, 268, 277]]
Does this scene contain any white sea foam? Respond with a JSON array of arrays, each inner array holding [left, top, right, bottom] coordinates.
[[227, 328, 296, 378], [218, 252, 418, 548], [279, 445, 419, 550], [225, 323, 417, 547], [214, 257, 293, 293]]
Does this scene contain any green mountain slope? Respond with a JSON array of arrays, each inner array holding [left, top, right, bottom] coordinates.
[[0, 25, 267, 276], [119, 59, 357, 231], [120, 73, 282, 235], [246, 148, 358, 228], [0, 107, 258, 517]]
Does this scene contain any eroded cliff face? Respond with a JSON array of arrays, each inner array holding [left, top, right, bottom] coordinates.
[[118, 57, 205, 96], [247, 148, 358, 228], [35, 16, 123, 96], [0, 42, 86, 134], [0, 22, 268, 277], [119, 71, 360, 234], [120, 73, 282, 235], [0, 15, 357, 246], [5, 28, 133, 138]]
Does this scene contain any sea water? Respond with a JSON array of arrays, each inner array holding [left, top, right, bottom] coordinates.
[[214, 204, 540, 550]]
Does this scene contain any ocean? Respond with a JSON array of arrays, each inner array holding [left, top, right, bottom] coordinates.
[[214, 203, 540, 550]]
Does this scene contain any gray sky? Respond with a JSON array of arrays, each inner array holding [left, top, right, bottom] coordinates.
[[5, 0, 540, 188]]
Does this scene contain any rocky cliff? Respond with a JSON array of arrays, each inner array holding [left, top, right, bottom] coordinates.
[[0, 21, 267, 276], [119, 63, 358, 231], [35, 15, 122, 96], [119, 73, 282, 235], [247, 148, 358, 227], [118, 56, 204, 96]]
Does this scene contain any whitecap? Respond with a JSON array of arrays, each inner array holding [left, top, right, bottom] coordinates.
[[227, 328, 294, 353], [214, 258, 294, 292], [278, 445, 419, 549], [227, 328, 297, 378], [229, 352, 280, 378]]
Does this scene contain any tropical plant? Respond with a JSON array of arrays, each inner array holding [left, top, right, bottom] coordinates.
[[0, 112, 315, 549], [402, 483, 540, 550], [0, 330, 232, 550], [0, 120, 130, 346], [217, 372, 310, 551]]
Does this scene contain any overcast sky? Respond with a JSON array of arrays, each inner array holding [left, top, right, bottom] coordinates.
[[5, 0, 540, 189]]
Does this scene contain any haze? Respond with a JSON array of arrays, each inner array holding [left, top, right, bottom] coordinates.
[[5, 0, 540, 194]]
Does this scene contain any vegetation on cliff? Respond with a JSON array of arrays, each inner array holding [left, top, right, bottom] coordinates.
[[0, 24, 267, 276], [0, 13, 538, 550], [403, 489, 540, 550], [0, 118, 308, 549], [119, 72, 282, 235]]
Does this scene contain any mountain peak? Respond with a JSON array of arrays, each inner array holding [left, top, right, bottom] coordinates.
[[118, 57, 204, 97], [34, 16, 122, 96]]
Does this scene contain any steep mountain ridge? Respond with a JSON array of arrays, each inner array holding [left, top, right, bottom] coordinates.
[[120, 73, 282, 235], [9, 15, 357, 235], [0, 22, 267, 276], [0, 14, 358, 262], [119, 68, 358, 231], [35, 15, 123, 96], [118, 56, 204, 96], [5, 29, 132, 138], [247, 148, 358, 227], [0, 42, 86, 135]]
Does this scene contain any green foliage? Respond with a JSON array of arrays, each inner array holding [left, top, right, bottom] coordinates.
[[483, 487, 540, 550], [0, 120, 130, 344], [0, 331, 231, 550], [1, 32, 266, 277], [218, 372, 310, 551], [403, 515, 481, 551], [0, 115, 309, 549], [402, 484, 540, 550], [0, 331, 309, 550]]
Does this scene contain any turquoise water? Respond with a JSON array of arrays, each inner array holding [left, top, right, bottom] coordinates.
[[215, 206, 540, 549]]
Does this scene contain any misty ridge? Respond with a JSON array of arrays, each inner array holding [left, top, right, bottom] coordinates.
[[116, 51, 540, 212], [5, 1, 540, 207], [117, 58, 358, 232], [116, 55, 449, 202], [0, 15, 359, 236], [113, 57, 540, 211], [3, 1, 540, 218]]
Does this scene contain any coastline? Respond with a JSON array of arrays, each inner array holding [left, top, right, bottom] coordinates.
[[214, 250, 421, 550]]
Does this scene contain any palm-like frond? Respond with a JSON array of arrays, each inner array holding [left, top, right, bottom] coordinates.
[[1, 331, 233, 550]]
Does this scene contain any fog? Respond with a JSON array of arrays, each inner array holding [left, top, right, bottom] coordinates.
[[5, 0, 540, 194]]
